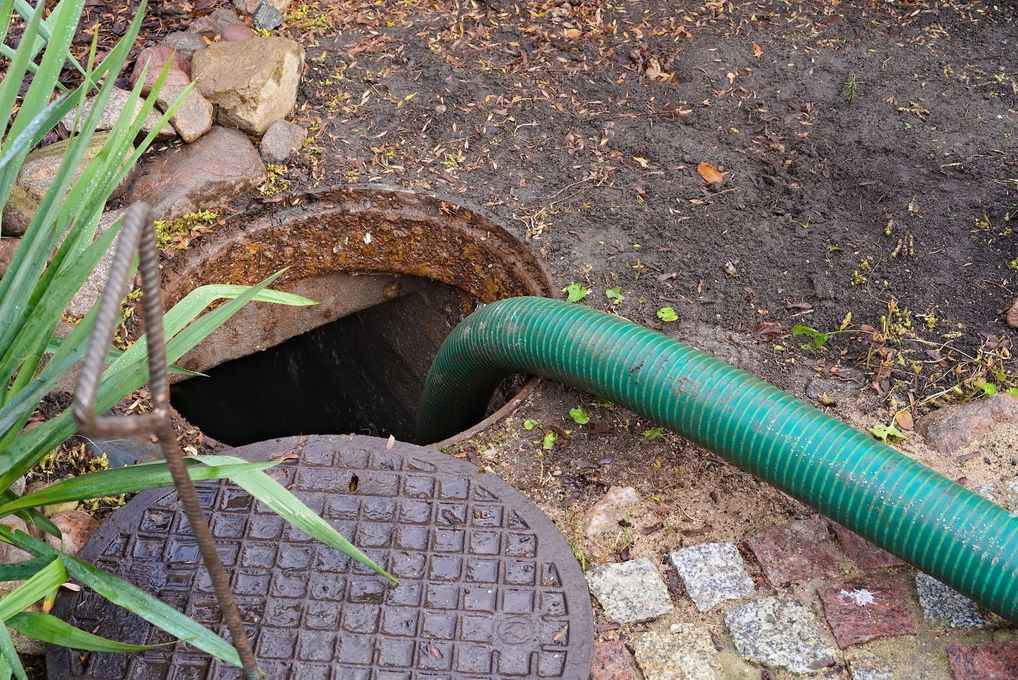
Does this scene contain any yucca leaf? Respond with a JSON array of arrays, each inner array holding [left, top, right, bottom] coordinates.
[[0, 555, 64, 619], [0, 557, 55, 583], [8, 612, 172, 652], [196, 454, 396, 582], [0, 460, 276, 516], [0, 625, 25, 680], [0, 528, 241, 666]]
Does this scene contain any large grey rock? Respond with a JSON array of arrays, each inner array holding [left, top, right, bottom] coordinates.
[[914, 573, 989, 628], [916, 393, 1018, 453], [584, 486, 638, 538], [586, 558, 674, 624], [67, 209, 125, 317], [670, 542, 754, 612], [259, 119, 306, 162], [60, 87, 175, 140], [156, 83, 213, 143], [192, 37, 304, 134], [127, 126, 266, 220], [724, 597, 837, 673], [632, 624, 722, 680], [160, 30, 207, 58]]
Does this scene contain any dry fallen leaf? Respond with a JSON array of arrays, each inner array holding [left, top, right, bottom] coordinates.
[[697, 161, 725, 184], [752, 42, 763, 58]]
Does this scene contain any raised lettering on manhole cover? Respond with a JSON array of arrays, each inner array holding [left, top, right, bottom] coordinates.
[[48, 435, 593, 679]]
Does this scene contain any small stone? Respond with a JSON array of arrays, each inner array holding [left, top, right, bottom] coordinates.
[[60, 87, 176, 140], [67, 209, 126, 316], [1, 185, 37, 236], [0, 237, 18, 278], [830, 524, 906, 569], [1005, 477, 1018, 513], [127, 126, 266, 220], [724, 596, 837, 673], [818, 574, 917, 648], [850, 668, 894, 680], [914, 573, 989, 628], [1007, 297, 1018, 328], [260, 119, 307, 162], [222, 22, 256, 41], [947, 640, 1018, 679], [591, 641, 640, 680], [188, 8, 245, 37], [156, 83, 214, 143], [744, 517, 844, 586], [45, 510, 100, 556], [584, 486, 638, 538], [130, 45, 191, 95], [586, 558, 674, 624], [632, 624, 722, 680], [160, 30, 208, 58], [916, 393, 1018, 454], [253, 1, 284, 30], [0, 517, 32, 564], [192, 37, 304, 135], [669, 542, 754, 612]]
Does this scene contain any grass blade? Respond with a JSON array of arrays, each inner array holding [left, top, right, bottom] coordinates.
[[8, 612, 171, 652], [0, 460, 276, 516], [196, 454, 397, 583], [0, 528, 241, 666]]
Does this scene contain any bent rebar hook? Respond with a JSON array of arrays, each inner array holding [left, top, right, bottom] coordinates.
[[73, 202, 260, 679]]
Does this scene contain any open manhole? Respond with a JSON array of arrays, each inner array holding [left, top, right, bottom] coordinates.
[[48, 435, 594, 679], [159, 185, 551, 447]]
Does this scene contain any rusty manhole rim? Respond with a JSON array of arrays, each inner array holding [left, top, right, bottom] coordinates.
[[48, 434, 595, 679], [160, 184, 553, 449]]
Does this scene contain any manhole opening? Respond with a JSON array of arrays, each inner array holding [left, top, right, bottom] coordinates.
[[160, 186, 551, 446], [171, 275, 524, 446]]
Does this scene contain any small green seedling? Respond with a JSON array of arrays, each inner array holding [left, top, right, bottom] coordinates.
[[569, 406, 590, 425], [605, 286, 624, 305], [643, 427, 664, 441], [564, 283, 591, 303], [791, 325, 829, 350], [657, 307, 678, 322], [870, 422, 906, 442]]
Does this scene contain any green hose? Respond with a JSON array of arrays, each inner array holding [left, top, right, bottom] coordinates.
[[417, 296, 1018, 623]]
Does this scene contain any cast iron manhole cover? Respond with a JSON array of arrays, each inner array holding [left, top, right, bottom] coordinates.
[[48, 435, 593, 679]]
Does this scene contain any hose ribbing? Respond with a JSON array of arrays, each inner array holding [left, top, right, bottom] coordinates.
[[417, 296, 1018, 623]]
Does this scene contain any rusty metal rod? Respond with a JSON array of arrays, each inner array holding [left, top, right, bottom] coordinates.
[[73, 202, 260, 678]]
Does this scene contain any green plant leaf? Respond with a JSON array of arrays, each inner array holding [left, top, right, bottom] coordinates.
[[0, 528, 242, 667], [642, 427, 664, 441], [791, 324, 828, 350], [0, 555, 64, 620], [0, 625, 25, 680], [0, 557, 56, 583], [0, 460, 276, 516], [569, 406, 590, 425], [7, 612, 171, 652], [563, 283, 590, 303], [542, 431, 557, 449], [870, 422, 905, 442], [605, 286, 623, 304], [656, 307, 678, 323], [194, 455, 396, 583]]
